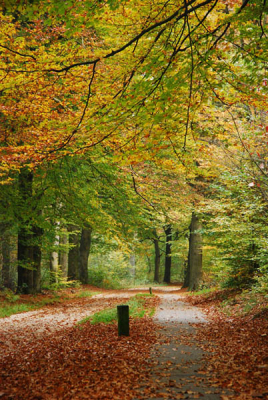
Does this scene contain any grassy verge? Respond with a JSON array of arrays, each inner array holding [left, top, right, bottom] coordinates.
[[75, 290, 99, 298], [0, 288, 98, 318], [78, 294, 156, 326], [0, 296, 62, 318]]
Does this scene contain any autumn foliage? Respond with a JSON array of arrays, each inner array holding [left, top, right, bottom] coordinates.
[[186, 290, 268, 399], [0, 294, 159, 400]]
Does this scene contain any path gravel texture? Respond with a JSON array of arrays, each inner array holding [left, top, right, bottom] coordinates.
[[139, 287, 231, 400]]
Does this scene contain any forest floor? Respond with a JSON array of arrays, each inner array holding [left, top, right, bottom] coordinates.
[[0, 285, 267, 400]]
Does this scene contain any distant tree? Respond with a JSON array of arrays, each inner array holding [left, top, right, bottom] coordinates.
[[79, 225, 92, 284], [183, 213, 202, 290], [153, 229, 161, 283], [163, 225, 172, 284]]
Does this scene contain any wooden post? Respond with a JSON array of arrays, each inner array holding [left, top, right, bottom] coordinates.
[[149, 287, 152, 294], [117, 305, 129, 336]]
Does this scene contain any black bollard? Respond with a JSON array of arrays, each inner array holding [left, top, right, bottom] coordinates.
[[117, 305, 129, 336]]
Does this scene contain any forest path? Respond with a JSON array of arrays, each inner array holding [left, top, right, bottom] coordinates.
[[0, 286, 177, 358], [0, 286, 233, 400], [0, 288, 138, 358], [137, 289, 232, 400]]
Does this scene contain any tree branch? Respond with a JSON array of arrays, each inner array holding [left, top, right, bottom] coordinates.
[[0, 44, 36, 61]]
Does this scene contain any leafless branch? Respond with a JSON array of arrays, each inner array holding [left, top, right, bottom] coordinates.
[[130, 166, 156, 209], [0, 44, 36, 61]]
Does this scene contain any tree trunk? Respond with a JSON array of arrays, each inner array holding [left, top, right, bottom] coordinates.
[[1, 224, 12, 289], [153, 229, 161, 283], [185, 213, 203, 291], [182, 250, 190, 288], [50, 251, 59, 284], [50, 225, 60, 284], [163, 225, 172, 284], [32, 225, 43, 293], [17, 168, 34, 294], [68, 225, 80, 281], [59, 229, 68, 279], [147, 255, 152, 274], [17, 168, 43, 294], [79, 225, 92, 284], [17, 227, 34, 293], [129, 254, 136, 279]]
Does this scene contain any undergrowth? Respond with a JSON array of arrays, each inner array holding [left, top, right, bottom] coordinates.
[[186, 287, 268, 318]]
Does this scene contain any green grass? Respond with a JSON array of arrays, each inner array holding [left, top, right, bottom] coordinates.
[[0, 290, 153, 320], [0, 288, 100, 318], [0, 292, 64, 318], [76, 290, 99, 298], [0, 303, 35, 318], [77, 294, 154, 326], [0, 297, 64, 318], [190, 287, 218, 296]]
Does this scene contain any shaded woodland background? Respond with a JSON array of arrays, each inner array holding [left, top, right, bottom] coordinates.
[[0, 0, 267, 296]]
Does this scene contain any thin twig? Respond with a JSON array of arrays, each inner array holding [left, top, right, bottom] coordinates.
[[130, 166, 156, 209]]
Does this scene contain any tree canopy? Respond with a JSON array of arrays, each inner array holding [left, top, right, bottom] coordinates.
[[0, 0, 268, 292]]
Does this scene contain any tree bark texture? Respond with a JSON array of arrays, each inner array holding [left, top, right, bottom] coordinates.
[[79, 225, 92, 284], [68, 225, 80, 281], [185, 213, 203, 291], [59, 229, 68, 279], [32, 226, 43, 293], [163, 225, 172, 284], [17, 168, 42, 294], [50, 225, 60, 284], [182, 251, 190, 288], [0, 224, 13, 289], [50, 251, 59, 284], [153, 230, 161, 283]]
